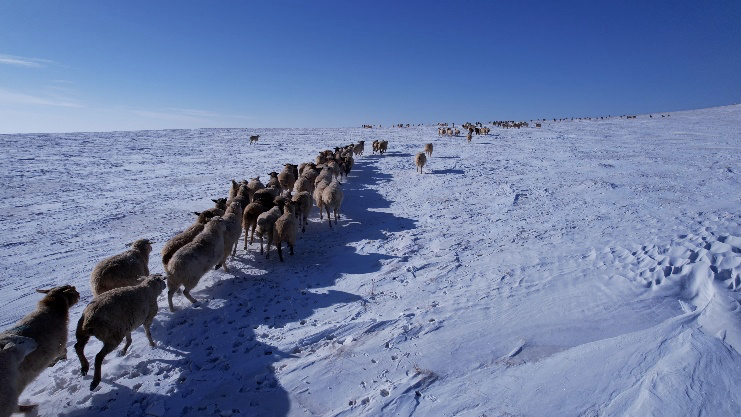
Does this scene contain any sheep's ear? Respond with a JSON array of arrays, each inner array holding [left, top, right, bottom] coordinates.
[[36, 289, 50, 294], [212, 199, 218, 203]]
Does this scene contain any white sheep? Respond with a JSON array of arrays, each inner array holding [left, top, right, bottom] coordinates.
[[379, 140, 388, 154], [415, 152, 427, 174], [161, 213, 212, 272], [256, 205, 283, 257], [266, 171, 281, 191], [90, 239, 152, 297], [0, 285, 80, 412], [0, 336, 37, 417], [246, 177, 265, 202], [278, 164, 296, 192], [314, 179, 331, 220], [166, 217, 226, 311], [272, 201, 298, 262], [321, 179, 344, 228], [242, 201, 269, 249], [217, 201, 243, 272], [293, 175, 314, 196], [424, 143, 433, 157], [74, 275, 166, 390], [292, 191, 312, 233]]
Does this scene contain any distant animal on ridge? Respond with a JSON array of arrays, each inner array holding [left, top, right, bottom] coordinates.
[[249, 135, 260, 144], [424, 143, 433, 158]]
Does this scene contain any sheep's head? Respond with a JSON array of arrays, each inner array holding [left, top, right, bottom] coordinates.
[[0, 335, 37, 360], [144, 274, 167, 294], [212, 198, 227, 209], [131, 239, 153, 255], [36, 285, 80, 310], [269, 171, 279, 178]]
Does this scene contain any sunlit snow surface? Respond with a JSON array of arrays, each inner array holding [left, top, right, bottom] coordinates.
[[1, 106, 740, 416]]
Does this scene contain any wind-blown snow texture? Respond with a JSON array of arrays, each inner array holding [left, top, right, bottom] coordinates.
[[1, 105, 740, 416]]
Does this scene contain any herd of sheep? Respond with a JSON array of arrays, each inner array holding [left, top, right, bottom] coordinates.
[[0, 138, 380, 416]]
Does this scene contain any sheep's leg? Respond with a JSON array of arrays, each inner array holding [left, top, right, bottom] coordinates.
[[91, 341, 117, 390], [183, 288, 198, 304], [277, 242, 284, 262], [167, 286, 178, 312], [326, 206, 332, 228], [74, 333, 91, 376], [144, 321, 156, 347], [259, 233, 264, 255], [243, 227, 249, 249], [250, 223, 257, 244], [18, 405, 38, 413], [231, 238, 238, 257], [289, 243, 294, 256], [265, 230, 272, 259], [119, 332, 133, 356]]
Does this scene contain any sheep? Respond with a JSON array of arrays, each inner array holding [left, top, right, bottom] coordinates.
[[293, 175, 314, 196], [415, 152, 427, 174], [74, 275, 166, 390], [321, 179, 344, 228], [266, 171, 281, 191], [227, 184, 250, 218], [193, 197, 226, 222], [379, 140, 388, 154], [217, 201, 243, 272], [0, 286, 80, 412], [161, 211, 216, 271], [246, 177, 265, 202], [0, 336, 37, 417], [292, 191, 312, 233], [372, 140, 380, 154], [314, 165, 334, 186], [249, 134, 260, 144], [242, 201, 269, 249], [252, 188, 276, 208], [272, 201, 298, 262], [278, 164, 296, 192], [166, 217, 226, 311], [424, 143, 433, 158], [229, 180, 241, 200], [90, 239, 152, 297], [256, 205, 283, 257], [314, 179, 330, 220], [353, 140, 365, 157]]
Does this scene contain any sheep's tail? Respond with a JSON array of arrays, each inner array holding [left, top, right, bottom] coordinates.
[[75, 313, 87, 337]]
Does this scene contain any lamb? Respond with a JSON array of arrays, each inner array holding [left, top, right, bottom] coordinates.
[[321, 179, 344, 228], [292, 191, 312, 233], [217, 201, 243, 272], [424, 143, 433, 157], [415, 152, 427, 174], [249, 134, 260, 144], [256, 205, 283, 256], [166, 217, 227, 311], [0, 285, 80, 412], [0, 336, 37, 417], [272, 201, 298, 262], [74, 275, 166, 390], [90, 239, 152, 297]]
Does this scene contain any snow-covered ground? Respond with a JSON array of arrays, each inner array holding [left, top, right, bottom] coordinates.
[[1, 105, 740, 416]]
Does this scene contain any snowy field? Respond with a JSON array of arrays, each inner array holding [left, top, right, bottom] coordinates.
[[1, 105, 740, 416]]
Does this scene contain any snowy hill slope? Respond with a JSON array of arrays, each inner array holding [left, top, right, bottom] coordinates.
[[1, 105, 740, 416]]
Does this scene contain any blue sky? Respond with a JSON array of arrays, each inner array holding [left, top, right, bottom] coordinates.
[[1, 0, 739, 133]]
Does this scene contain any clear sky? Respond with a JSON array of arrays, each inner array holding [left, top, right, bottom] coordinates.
[[1, 0, 739, 133]]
